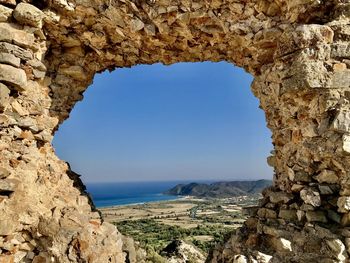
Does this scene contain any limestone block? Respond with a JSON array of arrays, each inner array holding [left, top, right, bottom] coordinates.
[[255, 251, 272, 263], [300, 188, 321, 207], [345, 238, 350, 254], [0, 42, 33, 60], [294, 171, 312, 182], [341, 213, 350, 226], [306, 211, 327, 223], [269, 191, 294, 204], [325, 239, 346, 262], [327, 210, 341, 223], [330, 70, 350, 88], [338, 197, 350, 213], [11, 101, 29, 116], [257, 208, 277, 219], [0, 23, 35, 49], [0, 4, 12, 22], [297, 210, 305, 221], [270, 237, 292, 252], [342, 135, 350, 155], [0, 83, 10, 110], [0, 64, 27, 89], [14, 251, 26, 262], [58, 65, 87, 81], [232, 254, 248, 263], [27, 59, 46, 71], [318, 185, 333, 195], [131, 18, 144, 32], [13, 3, 45, 28], [279, 209, 298, 221], [331, 43, 350, 59], [0, 219, 16, 235], [315, 170, 338, 184], [331, 110, 350, 133], [291, 184, 304, 192], [0, 0, 15, 6], [278, 25, 333, 57], [0, 52, 20, 67]]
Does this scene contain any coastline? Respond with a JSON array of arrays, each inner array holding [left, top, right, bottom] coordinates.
[[95, 194, 188, 209]]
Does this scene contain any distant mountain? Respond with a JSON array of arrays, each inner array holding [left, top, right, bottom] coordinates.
[[164, 180, 272, 198]]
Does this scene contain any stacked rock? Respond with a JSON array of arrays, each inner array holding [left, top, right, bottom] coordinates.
[[0, 2, 126, 262], [1, 0, 350, 262]]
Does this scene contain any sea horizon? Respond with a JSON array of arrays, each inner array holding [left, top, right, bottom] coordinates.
[[86, 180, 212, 208]]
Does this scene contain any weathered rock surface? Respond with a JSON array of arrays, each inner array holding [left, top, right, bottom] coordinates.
[[0, 0, 350, 262], [162, 240, 206, 263]]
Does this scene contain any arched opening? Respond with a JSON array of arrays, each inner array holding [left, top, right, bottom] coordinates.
[[53, 61, 272, 197], [52, 61, 273, 261]]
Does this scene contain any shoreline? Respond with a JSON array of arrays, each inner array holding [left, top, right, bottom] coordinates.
[[96, 195, 191, 209]]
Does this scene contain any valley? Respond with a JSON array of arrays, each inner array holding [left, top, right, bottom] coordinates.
[[100, 195, 261, 262]]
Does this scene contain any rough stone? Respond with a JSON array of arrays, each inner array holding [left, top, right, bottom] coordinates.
[[233, 255, 248, 263], [0, 83, 10, 110], [257, 208, 277, 219], [300, 189, 321, 207], [0, 219, 16, 235], [341, 213, 350, 226], [325, 239, 346, 262], [0, 42, 33, 60], [13, 3, 45, 28], [338, 197, 350, 213], [342, 134, 350, 154], [327, 210, 341, 223], [0, 64, 26, 89], [294, 171, 312, 182], [0, 52, 20, 67], [315, 170, 338, 184], [0, 0, 15, 6], [0, 23, 35, 49], [0, 178, 18, 192], [332, 110, 350, 133], [269, 192, 294, 204], [270, 237, 292, 252], [279, 210, 298, 221], [319, 185, 334, 195], [0, 5, 12, 22], [0, 167, 10, 179], [306, 211, 328, 223]]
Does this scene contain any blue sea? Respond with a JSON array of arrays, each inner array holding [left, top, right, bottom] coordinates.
[[86, 181, 192, 208]]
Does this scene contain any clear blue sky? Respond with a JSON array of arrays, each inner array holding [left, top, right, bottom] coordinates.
[[53, 62, 273, 183]]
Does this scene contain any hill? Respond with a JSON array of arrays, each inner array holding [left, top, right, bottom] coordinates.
[[164, 180, 272, 198]]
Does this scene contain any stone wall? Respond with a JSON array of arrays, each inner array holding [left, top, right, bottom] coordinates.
[[0, 0, 349, 262]]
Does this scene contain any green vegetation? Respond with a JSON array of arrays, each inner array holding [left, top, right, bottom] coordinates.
[[115, 218, 233, 255], [103, 194, 262, 262]]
